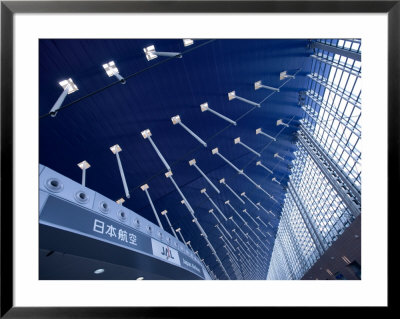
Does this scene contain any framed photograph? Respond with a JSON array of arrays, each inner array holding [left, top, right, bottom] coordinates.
[[1, 0, 395, 317]]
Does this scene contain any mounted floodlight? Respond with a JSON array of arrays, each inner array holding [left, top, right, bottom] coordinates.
[[77, 160, 90, 187], [254, 80, 280, 92], [116, 198, 125, 205], [143, 45, 182, 61], [219, 178, 245, 204], [200, 102, 237, 126], [280, 70, 296, 80], [49, 78, 78, 117], [141, 184, 164, 230], [110, 144, 130, 199], [161, 210, 178, 239], [183, 39, 194, 46], [189, 158, 220, 193], [234, 137, 261, 157], [256, 128, 276, 142], [171, 115, 207, 147], [209, 210, 232, 239], [272, 177, 281, 185], [276, 119, 289, 127], [274, 152, 285, 161], [256, 160, 273, 174], [141, 129, 171, 171], [241, 192, 260, 210], [228, 91, 260, 107], [102, 61, 126, 84], [200, 189, 228, 221]]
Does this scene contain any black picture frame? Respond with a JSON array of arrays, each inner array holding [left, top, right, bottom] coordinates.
[[1, 1, 395, 317]]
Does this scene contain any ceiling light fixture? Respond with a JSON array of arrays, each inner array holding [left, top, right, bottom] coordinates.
[[256, 160, 274, 174], [240, 192, 260, 210], [234, 137, 261, 157], [219, 178, 245, 204], [274, 152, 285, 161], [189, 159, 220, 193], [276, 119, 289, 127], [280, 70, 296, 80], [143, 45, 182, 61], [183, 39, 194, 46], [49, 78, 78, 117], [228, 90, 260, 107], [102, 61, 126, 84], [141, 129, 171, 172], [171, 115, 207, 147], [254, 80, 280, 92], [200, 102, 237, 126], [256, 128, 276, 142], [77, 160, 90, 187]]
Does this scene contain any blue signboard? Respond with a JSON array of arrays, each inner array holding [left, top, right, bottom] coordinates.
[[40, 195, 204, 279]]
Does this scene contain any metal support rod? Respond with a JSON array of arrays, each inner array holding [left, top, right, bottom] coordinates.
[[237, 140, 261, 157], [82, 168, 86, 187], [167, 174, 207, 237], [220, 180, 245, 204], [272, 177, 281, 185], [226, 202, 246, 224], [260, 84, 280, 92], [256, 161, 274, 174], [115, 152, 130, 199], [176, 229, 189, 247], [274, 153, 284, 161], [257, 130, 277, 141], [205, 106, 237, 126], [229, 216, 248, 238], [221, 236, 237, 255], [212, 213, 232, 239], [178, 122, 207, 147], [215, 151, 242, 173], [202, 190, 228, 221], [256, 216, 269, 230], [161, 211, 178, 239], [257, 202, 276, 217], [113, 72, 126, 84], [147, 135, 171, 171], [143, 189, 164, 230], [242, 193, 260, 210], [234, 95, 261, 107], [50, 85, 69, 117], [153, 51, 182, 58], [242, 209, 259, 227], [192, 163, 220, 193]]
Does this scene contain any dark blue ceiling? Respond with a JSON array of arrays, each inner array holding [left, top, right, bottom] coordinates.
[[39, 39, 313, 279]]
